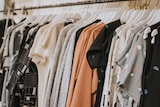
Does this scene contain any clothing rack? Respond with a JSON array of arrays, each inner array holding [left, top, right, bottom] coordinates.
[[0, 0, 135, 13]]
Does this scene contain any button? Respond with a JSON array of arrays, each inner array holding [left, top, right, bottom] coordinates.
[[108, 91, 110, 95], [144, 89, 148, 94], [137, 45, 142, 50], [153, 66, 159, 71], [3, 103, 6, 106], [117, 36, 120, 39], [19, 84, 24, 89], [111, 66, 114, 69], [108, 102, 109, 106], [91, 55, 96, 59], [130, 73, 134, 77], [98, 80, 101, 83], [101, 69, 104, 73]]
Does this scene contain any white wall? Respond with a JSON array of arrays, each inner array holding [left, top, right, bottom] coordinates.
[[0, 0, 4, 10], [13, 0, 130, 15], [14, 0, 160, 9], [14, 0, 91, 8]]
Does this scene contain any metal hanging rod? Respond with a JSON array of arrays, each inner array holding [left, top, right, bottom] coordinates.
[[0, 0, 135, 13]]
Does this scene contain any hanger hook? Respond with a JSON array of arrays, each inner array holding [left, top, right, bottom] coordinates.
[[118, 1, 121, 7], [136, 0, 141, 9], [120, 1, 123, 7], [136, 0, 138, 9], [119, 1, 123, 8], [145, 0, 149, 9], [156, 0, 160, 8], [134, 0, 137, 9], [128, 0, 132, 9], [140, 0, 143, 9], [21, 7, 24, 15], [148, 0, 151, 9], [146, 0, 151, 9], [138, 0, 142, 9]]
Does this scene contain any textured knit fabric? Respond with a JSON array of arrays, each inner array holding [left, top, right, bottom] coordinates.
[[56, 21, 101, 107], [57, 27, 79, 107], [47, 24, 75, 107], [43, 14, 82, 107]]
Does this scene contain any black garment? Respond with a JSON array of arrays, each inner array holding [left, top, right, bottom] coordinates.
[[0, 68, 5, 100], [7, 27, 39, 107], [6, 22, 49, 107], [0, 19, 13, 47], [0, 19, 13, 101], [140, 22, 160, 107], [87, 20, 121, 107]]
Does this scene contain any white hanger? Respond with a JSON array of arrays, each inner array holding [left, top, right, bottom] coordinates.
[[84, 5, 104, 22], [120, 9, 133, 24], [126, 9, 139, 24], [138, 9, 150, 21], [98, 9, 122, 24], [147, 0, 160, 26]]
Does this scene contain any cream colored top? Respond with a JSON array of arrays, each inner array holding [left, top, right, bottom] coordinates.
[[29, 22, 65, 107]]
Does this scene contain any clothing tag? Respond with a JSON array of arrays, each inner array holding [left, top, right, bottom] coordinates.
[[151, 29, 158, 44], [151, 37, 155, 44], [32, 87, 36, 95], [143, 27, 151, 39], [151, 29, 158, 37], [26, 96, 30, 101]]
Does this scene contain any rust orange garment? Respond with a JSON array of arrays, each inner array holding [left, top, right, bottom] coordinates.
[[66, 22, 105, 107]]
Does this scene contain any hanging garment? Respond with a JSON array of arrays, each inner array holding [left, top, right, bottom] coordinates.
[[6, 23, 49, 107], [140, 22, 160, 107], [47, 24, 75, 107], [66, 22, 105, 107], [29, 22, 65, 107], [116, 25, 147, 107], [54, 20, 101, 107], [87, 19, 121, 107]]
